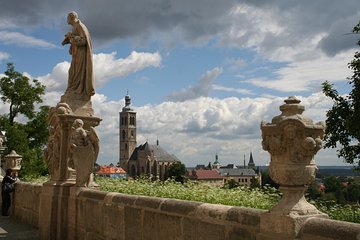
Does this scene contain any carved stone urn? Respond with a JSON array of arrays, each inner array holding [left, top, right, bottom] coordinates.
[[258, 96, 328, 239], [3, 150, 22, 177]]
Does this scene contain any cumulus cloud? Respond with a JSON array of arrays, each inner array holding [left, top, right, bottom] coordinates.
[[94, 51, 161, 87], [85, 92, 338, 167], [0, 31, 57, 48], [36, 51, 161, 101], [245, 50, 353, 92], [165, 67, 223, 102]]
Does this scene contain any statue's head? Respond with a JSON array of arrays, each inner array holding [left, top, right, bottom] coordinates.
[[73, 119, 84, 129], [67, 11, 79, 25]]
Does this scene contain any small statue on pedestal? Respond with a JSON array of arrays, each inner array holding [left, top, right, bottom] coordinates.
[[69, 119, 99, 187]]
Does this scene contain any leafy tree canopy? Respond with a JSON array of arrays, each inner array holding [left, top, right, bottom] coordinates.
[[0, 63, 49, 177], [322, 21, 360, 169], [0, 63, 45, 125], [168, 161, 186, 182]]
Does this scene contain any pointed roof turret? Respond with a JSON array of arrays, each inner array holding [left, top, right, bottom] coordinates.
[[248, 151, 255, 169]]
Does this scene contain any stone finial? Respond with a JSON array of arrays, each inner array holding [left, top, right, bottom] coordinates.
[[4, 150, 22, 177], [258, 97, 327, 240]]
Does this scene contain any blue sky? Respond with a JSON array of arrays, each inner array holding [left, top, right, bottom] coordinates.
[[0, 0, 359, 167]]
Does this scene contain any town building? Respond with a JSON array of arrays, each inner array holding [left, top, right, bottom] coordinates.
[[96, 165, 127, 179], [219, 168, 260, 187], [217, 152, 262, 187], [187, 169, 223, 186], [118, 94, 179, 180]]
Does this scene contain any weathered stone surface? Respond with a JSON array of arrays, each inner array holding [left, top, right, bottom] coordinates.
[[112, 193, 138, 206], [183, 218, 226, 240], [135, 195, 163, 210], [103, 203, 125, 240], [124, 207, 142, 240], [226, 206, 264, 229], [160, 198, 201, 215], [79, 189, 107, 201], [228, 227, 257, 240], [299, 217, 360, 240], [143, 211, 182, 240]]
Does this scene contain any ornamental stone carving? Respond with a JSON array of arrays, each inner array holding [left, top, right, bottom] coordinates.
[[258, 96, 328, 240]]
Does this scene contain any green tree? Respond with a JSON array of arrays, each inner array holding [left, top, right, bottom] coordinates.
[[225, 178, 239, 189], [0, 63, 45, 125], [0, 63, 49, 177], [323, 176, 344, 193], [322, 21, 360, 169], [345, 182, 360, 203], [306, 182, 322, 200], [168, 161, 186, 183], [250, 176, 261, 189]]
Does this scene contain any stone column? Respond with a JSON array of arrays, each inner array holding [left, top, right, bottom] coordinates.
[[257, 96, 328, 240]]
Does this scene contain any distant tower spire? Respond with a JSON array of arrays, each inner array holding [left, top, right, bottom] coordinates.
[[212, 152, 220, 169], [123, 91, 133, 111], [243, 154, 246, 168], [248, 151, 256, 170]]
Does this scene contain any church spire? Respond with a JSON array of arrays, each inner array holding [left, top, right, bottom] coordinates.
[[248, 151, 255, 169]]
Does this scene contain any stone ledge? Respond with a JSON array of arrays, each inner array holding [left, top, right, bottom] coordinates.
[[299, 217, 360, 240], [226, 206, 265, 228], [160, 198, 202, 215], [135, 195, 163, 210], [111, 193, 138, 206], [78, 189, 107, 200]]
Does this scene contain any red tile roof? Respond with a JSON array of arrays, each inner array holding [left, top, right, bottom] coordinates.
[[194, 169, 222, 180], [97, 166, 127, 174]]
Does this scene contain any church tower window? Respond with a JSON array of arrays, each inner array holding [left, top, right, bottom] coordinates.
[[122, 130, 126, 140]]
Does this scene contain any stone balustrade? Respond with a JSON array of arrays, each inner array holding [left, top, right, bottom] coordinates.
[[6, 181, 360, 240]]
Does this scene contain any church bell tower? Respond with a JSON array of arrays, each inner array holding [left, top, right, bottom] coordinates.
[[119, 93, 137, 171]]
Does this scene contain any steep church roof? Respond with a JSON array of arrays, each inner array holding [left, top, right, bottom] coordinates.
[[129, 141, 179, 162]]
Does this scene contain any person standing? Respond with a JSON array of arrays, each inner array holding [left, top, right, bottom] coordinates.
[[1, 169, 17, 216]]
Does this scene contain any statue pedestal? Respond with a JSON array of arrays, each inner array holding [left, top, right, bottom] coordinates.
[[60, 92, 94, 117], [39, 102, 101, 239]]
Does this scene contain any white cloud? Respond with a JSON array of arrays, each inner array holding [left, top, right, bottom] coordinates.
[[87, 92, 345, 167], [245, 50, 353, 92], [0, 31, 57, 48], [0, 51, 9, 61], [36, 51, 162, 101], [94, 51, 161, 87], [213, 84, 253, 95], [166, 67, 223, 102]]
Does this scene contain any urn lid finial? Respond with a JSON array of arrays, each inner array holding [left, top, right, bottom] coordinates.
[[284, 96, 301, 104]]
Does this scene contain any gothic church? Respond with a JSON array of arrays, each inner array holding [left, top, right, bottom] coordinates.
[[118, 94, 179, 179]]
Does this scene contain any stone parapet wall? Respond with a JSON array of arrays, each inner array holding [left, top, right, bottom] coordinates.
[[9, 182, 360, 240], [299, 217, 360, 240], [74, 189, 264, 240], [12, 182, 42, 227]]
